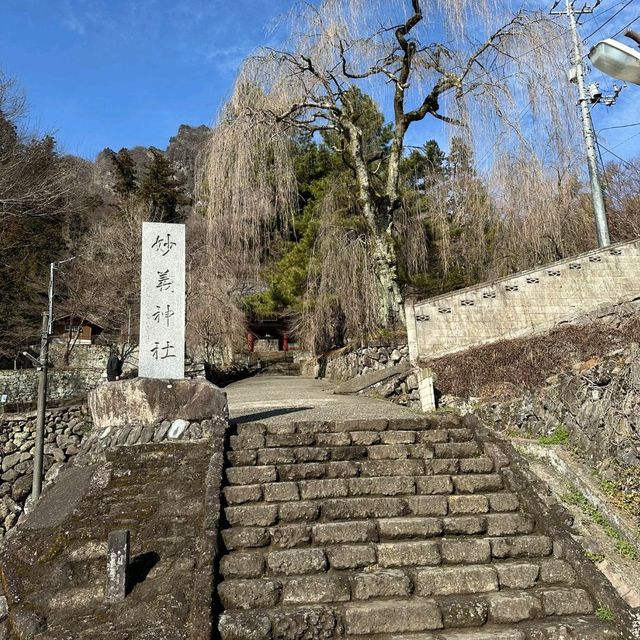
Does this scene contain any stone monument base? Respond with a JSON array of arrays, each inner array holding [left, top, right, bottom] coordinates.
[[89, 377, 228, 429], [81, 378, 228, 458]]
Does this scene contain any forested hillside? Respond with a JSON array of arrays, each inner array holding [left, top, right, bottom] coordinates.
[[0, 74, 211, 366]]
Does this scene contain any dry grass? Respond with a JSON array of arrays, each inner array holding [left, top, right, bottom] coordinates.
[[429, 312, 640, 398]]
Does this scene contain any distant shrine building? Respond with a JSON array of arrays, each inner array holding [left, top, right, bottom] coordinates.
[[246, 318, 298, 353]]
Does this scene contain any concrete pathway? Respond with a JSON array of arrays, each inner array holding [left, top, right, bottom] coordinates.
[[225, 375, 417, 424]]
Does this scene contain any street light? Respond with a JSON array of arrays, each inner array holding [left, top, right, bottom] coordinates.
[[589, 35, 640, 85]]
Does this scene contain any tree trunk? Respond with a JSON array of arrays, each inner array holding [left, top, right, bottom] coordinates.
[[372, 232, 404, 326], [345, 121, 404, 326]]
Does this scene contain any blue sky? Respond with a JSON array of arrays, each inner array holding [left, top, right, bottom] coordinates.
[[0, 0, 637, 162], [0, 0, 290, 158]]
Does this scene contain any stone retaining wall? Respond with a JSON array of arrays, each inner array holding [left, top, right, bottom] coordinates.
[[319, 344, 411, 381], [0, 369, 104, 409], [446, 344, 640, 473], [0, 345, 140, 409], [0, 405, 92, 537], [0, 383, 228, 540]]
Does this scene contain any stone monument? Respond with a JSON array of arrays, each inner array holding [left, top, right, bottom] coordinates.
[[86, 220, 228, 449], [138, 222, 185, 379]]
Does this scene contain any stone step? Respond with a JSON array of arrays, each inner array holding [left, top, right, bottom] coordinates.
[[230, 428, 475, 452], [223, 474, 506, 505], [223, 467, 503, 506], [219, 533, 554, 581], [347, 587, 594, 634], [232, 417, 468, 439], [226, 451, 496, 475], [217, 588, 597, 638], [221, 512, 536, 555], [378, 616, 621, 638], [219, 557, 577, 597], [225, 459, 498, 485], [223, 492, 522, 528], [229, 443, 480, 465]]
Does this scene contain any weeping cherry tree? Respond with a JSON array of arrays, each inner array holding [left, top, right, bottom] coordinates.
[[202, 0, 575, 329]]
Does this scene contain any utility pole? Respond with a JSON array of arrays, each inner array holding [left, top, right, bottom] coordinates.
[[31, 311, 49, 501], [30, 257, 76, 502], [551, 0, 611, 248]]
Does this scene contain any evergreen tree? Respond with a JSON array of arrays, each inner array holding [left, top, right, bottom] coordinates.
[[105, 148, 138, 198], [401, 139, 445, 190], [446, 137, 475, 177], [139, 148, 189, 222]]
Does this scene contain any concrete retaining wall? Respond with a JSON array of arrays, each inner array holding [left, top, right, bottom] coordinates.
[[405, 238, 640, 362]]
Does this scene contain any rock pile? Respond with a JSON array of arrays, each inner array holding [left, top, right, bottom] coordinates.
[[360, 369, 421, 408], [0, 406, 91, 536]]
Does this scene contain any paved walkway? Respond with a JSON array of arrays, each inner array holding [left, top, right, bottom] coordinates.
[[225, 375, 417, 424]]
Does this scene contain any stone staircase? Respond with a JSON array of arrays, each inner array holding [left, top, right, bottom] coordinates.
[[217, 414, 623, 639]]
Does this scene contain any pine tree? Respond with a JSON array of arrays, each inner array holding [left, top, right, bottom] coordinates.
[[139, 148, 188, 223], [105, 148, 138, 198]]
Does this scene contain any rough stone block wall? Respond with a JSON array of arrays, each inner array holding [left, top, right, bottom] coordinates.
[[406, 238, 640, 362], [1, 440, 225, 640], [457, 344, 640, 471], [0, 379, 228, 640], [0, 369, 104, 407], [0, 345, 140, 408], [0, 403, 218, 539], [48, 343, 111, 368], [320, 344, 411, 381], [0, 405, 92, 537]]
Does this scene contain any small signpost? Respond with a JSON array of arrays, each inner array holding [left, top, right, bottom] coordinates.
[[138, 222, 185, 379], [106, 529, 130, 603]]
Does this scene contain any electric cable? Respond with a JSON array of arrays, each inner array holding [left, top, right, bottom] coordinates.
[[610, 15, 640, 37], [597, 141, 635, 168], [598, 122, 640, 132], [582, 0, 635, 41], [611, 129, 640, 149]]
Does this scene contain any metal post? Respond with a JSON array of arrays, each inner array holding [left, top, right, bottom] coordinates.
[[565, 0, 611, 247], [30, 257, 76, 502], [47, 262, 55, 336], [31, 311, 49, 501]]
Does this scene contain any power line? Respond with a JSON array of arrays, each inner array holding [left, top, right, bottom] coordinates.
[[597, 141, 635, 168], [583, 0, 635, 40], [598, 122, 640, 132], [611, 15, 640, 37], [526, 0, 630, 60], [488, 0, 629, 74], [468, 0, 630, 82], [611, 129, 640, 149]]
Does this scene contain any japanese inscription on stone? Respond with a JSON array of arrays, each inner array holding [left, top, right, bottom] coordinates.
[[139, 222, 185, 379]]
